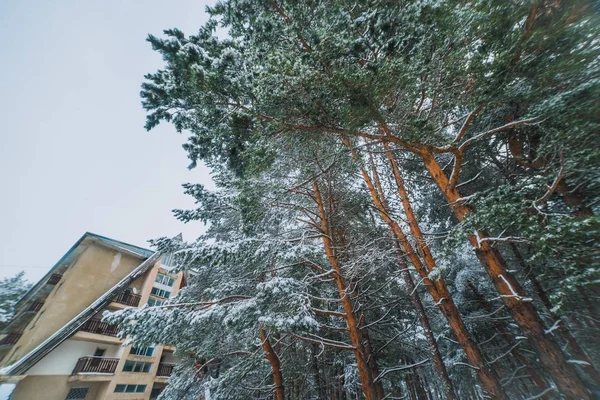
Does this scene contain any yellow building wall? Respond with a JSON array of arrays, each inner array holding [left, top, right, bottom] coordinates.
[[3, 241, 144, 364], [9, 375, 105, 400], [6, 250, 184, 400]]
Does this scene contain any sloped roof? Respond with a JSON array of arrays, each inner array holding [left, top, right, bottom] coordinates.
[[3, 251, 161, 376], [16, 232, 152, 309], [87, 232, 154, 258], [2, 233, 160, 377]]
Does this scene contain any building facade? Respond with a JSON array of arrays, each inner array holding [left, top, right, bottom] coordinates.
[[0, 232, 184, 400]]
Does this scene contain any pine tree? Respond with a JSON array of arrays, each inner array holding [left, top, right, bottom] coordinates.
[[123, 1, 600, 398], [0, 272, 31, 326]]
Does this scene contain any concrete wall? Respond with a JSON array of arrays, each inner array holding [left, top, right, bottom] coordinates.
[[10, 378, 105, 400], [3, 240, 144, 364], [7, 252, 184, 400], [27, 339, 122, 375]]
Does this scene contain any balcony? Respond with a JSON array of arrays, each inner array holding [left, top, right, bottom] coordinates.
[[80, 318, 119, 337], [113, 290, 141, 307], [156, 363, 175, 377], [0, 332, 22, 346], [27, 301, 44, 312], [71, 356, 119, 375], [47, 273, 62, 285]]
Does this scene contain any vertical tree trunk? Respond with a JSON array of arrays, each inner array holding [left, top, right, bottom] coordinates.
[[311, 343, 327, 400], [260, 327, 285, 400], [347, 280, 385, 399], [342, 137, 506, 399], [313, 180, 384, 400], [509, 243, 600, 385], [367, 149, 455, 400], [465, 280, 551, 396], [419, 151, 592, 399]]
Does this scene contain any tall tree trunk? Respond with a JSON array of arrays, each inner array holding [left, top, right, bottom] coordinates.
[[397, 253, 456, 400], [367, 149, 456, 400], [260, 327, 285, 400], [465, 280, 551, 396], [509, 243, 600, 385], [347, 280, 385, 400], [313, 180, 384, 400], [342, 137, 506, 399], [311, 343, 327, 400], [420, 151, 592, 399]]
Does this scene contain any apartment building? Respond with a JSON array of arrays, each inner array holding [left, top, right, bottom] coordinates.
[[0, 232, 185, 400]]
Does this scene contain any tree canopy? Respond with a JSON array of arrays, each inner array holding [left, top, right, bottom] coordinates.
[[109, 1, 600, 399]]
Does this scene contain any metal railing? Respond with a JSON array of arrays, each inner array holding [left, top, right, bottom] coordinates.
[[47, 273, 62, 285], [27, 301, 44, 312], [0, 332, 22, 346], [71, 356, 119, 375], [80, 318, 119, 337], [113, 290, 141, 307], [156, 363, 175, 377]]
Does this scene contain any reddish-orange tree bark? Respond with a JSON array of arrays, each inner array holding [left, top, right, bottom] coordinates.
[[417, 150, 592, 399], [260, 327, 285, 400], [312, 179, 384, 400], [342, 137, 507, 399]]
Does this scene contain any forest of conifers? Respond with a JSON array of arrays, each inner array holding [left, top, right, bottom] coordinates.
[[107, 1, 600, 399]]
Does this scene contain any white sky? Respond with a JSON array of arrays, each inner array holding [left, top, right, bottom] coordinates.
[[0, 1, 216, 283]]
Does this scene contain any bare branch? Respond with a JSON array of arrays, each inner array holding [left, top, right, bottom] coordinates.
[[459, 117, 542, 151], [375, 359, 430, 381], [290, 333, 354, 350], [534, 157, 566, 208], [453, 106, 482, 143]]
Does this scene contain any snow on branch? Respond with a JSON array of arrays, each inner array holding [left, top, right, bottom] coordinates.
[[534, 154, 566, 209], [453, 362, 480, 370], [544, 320, 561, 334], [375, 359, 430, 381], [151, 295, 252, 310], [523, 387, 557, 400], [290, 333, 354, 350], [459, 117, 542, 151], [479, 236, 530, 244]]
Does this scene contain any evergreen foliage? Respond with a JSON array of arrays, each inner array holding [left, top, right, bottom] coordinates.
[[109, 1, 600, 398], [0, 272, 31, 326]]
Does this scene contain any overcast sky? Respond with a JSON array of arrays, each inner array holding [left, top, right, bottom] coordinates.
[[0, 1, 216, 283]]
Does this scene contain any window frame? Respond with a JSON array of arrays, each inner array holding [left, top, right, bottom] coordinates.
[[130, 345, 155, 357], [122, 360, 153, 373], [155, 273, 175, 287], [65, 387, 89, 399], [147, 297, 165, 307], [114, 384, 146, 393], [150, 287, 171, 299]]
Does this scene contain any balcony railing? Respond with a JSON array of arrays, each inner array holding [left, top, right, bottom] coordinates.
[[80, 318, 119, 337], [156, 363, 175, 377], [27, 301, 44, 312], [47, 273, 62, 285], [71, 356, 119, 375], [0, 332, 22, 346], [113, 291, 141, 307]]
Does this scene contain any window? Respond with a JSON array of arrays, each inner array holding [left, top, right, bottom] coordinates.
[[123, 361, 153, 373], [65, 387, 89, 399], [114, 384, 146, 393], [91, 348, 106, 367], [150, 287, 171, 299], [130, 345, 154, 357], [93, 348, 105, 357], [161, 253, 175, 268], [147, 297, 165, 307], [150, 387, 164, 399], [155, 273, 175, 287]]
